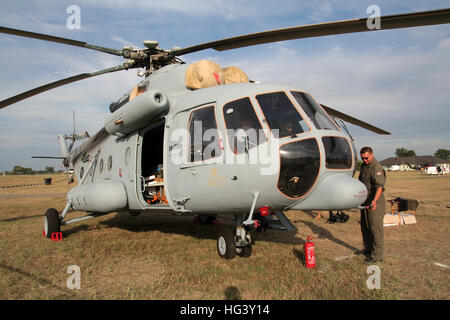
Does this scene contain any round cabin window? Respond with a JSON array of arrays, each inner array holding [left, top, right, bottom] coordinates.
[[107, 155, 113, 172], [125, 147, 131, 166]]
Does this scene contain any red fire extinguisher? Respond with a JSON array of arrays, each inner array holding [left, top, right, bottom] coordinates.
[[304, 235, 316, 269]]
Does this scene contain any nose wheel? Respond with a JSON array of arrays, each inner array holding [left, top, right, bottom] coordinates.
[[216, 226, 252, 259], [43, 208, 61, 238]]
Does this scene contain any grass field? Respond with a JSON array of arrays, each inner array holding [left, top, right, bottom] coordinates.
[[0, 171, 448, 300]]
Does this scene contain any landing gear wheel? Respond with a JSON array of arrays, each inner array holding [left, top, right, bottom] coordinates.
[[217, 228, 236, 259], [44, 208, 60, 238], [236, 244, 252, 258]]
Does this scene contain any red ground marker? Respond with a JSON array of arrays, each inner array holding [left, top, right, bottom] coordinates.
[[51, 232, 63, 242]]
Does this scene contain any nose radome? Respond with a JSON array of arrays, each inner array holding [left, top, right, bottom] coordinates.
[[286, 174, 368, 211]]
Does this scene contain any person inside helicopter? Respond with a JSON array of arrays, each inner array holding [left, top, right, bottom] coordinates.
[[255, 91, 309, 138]]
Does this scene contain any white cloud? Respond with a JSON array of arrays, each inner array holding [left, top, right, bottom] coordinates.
[[307, 0, 334, 21], [111, 36, 142, 50], [438, 38, 450, 47]]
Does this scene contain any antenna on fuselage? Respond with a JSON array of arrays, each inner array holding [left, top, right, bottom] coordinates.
[[72, 109, 76, 138], [63, 109, 90, 153]]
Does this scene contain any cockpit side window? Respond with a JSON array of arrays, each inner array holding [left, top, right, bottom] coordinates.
[[290, 91, 338, 130], [223, 97, 266, 154], [256, 91, 310, 139], [322, 136, 353, 169], [187, 106, 222, 162]]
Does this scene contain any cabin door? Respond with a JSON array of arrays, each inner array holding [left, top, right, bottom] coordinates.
[[166, 103, 226, 213], [137, 119, 165, 207]]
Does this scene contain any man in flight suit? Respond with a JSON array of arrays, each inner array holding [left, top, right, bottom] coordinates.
[[358, 147, 386, 263]]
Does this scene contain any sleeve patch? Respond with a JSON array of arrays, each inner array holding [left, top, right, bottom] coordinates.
[[376, 171, 382, 176]]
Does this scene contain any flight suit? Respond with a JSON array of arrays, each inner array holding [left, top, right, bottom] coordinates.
[[358, 158, 386, 261]]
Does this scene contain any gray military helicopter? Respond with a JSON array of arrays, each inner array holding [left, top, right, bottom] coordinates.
[[1, 8, 449, 259]]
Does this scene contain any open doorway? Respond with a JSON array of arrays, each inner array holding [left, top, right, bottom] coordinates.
[[140, 120, 167, 206]]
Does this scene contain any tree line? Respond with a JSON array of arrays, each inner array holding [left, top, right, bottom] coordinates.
[[2, 166, 55, 175], [395, 148, 449, 160]]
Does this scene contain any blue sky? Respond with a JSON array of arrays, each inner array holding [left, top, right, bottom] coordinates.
[[0, 0, 449, 171]]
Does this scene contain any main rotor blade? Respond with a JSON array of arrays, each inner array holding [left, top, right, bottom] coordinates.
[[0, 26, 123, 56], [172, 8, 450, 55], [321, 104, 390, 135], [31, 156, 66, 159], [0, 65, 126, 109]]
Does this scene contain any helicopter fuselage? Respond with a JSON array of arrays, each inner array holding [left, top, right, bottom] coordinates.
[[64, 63, 367, 217]]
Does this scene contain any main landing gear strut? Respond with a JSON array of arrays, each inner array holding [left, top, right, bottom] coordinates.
[[215, 193, 297, 259], [43, 203, 112, 239]]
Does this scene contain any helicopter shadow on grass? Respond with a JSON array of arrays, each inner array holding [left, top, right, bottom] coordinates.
[[295, 218, 359, 253], [60, 210, 356, 251], [301, 210, 320, 219], [0, 213, 43, 223], [62, 211, 304, 246], [289, 217, 359, 265], [61, 224, 92, 238]]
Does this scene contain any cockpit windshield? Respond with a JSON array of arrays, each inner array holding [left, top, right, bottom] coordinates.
[[223, 97, 266, 154], [291, 91, 338, 130], [256, 92, 310, 139]]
